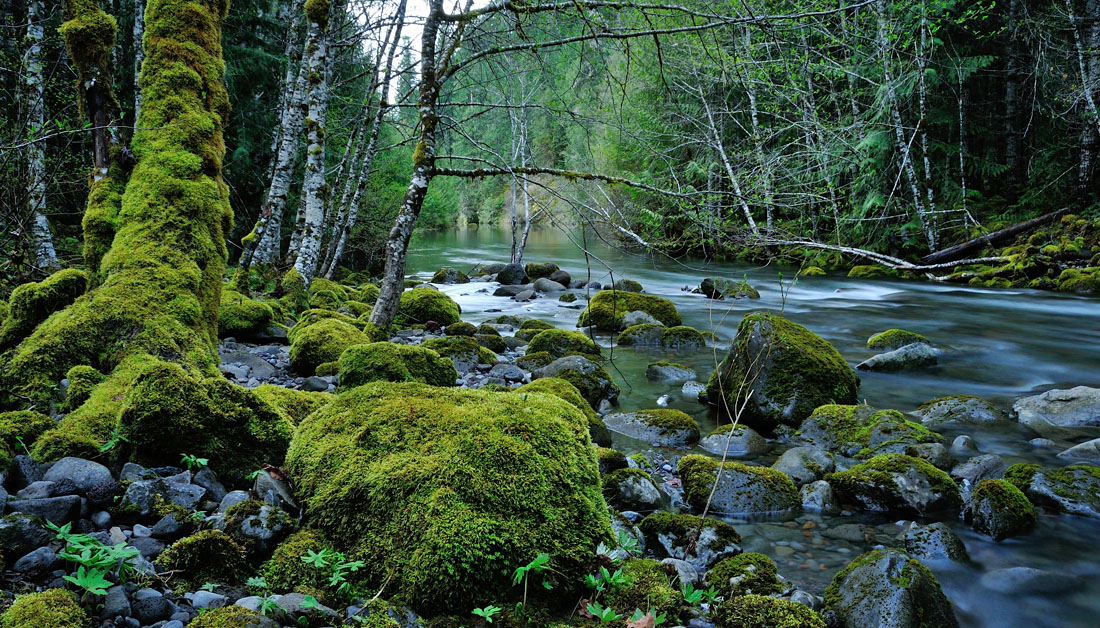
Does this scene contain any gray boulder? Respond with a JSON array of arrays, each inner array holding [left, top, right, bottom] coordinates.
[[550, 269, 572, 286], [914, 395, 1007, 427], [771, 447, 834, 486], [131, 588, 173, 624], [495, 263, 529, 285], [193, 467, 227, 504], [532, 277, 567, 292], [602, 410, 700, 448], [825, 548, 959, 628], [621, 311, 661, 327], [6, 495, 81, 524], [950, 454, 1007, 499], [0, 513, 51, 556], [1026, 464, 1100, 518], [645, 362, 696, 382], [1057, 438, 1100, 463], [698, 425, 768, 459], [678, 455, 798, 517], [903, 522, 968, 563], [1014, 386, 1100, 437], [42, 457, 113, 495], [534, 355, 619, 408], [120, 478, 205, 516], [800, 480, 838, 514], [12, 546, 60, 575], [856, 343, 938, 371]]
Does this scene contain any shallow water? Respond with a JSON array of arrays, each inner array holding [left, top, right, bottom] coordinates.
[[406, 226, 1100, 627]]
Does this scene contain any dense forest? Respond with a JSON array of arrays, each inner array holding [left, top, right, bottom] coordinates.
[[0, 1, 1099, 628]]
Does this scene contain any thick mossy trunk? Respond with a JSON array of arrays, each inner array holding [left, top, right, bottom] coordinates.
[[0, 0, 287, 475]]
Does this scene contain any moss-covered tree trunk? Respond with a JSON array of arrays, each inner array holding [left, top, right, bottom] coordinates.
[[1, 0, 289, 475]]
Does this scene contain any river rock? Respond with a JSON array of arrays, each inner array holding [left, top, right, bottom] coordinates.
[[856, 343, 938, 371], [950, 435, 978, 455], [431, 267, 469, 284], [534, 355, 619, 409], [42, 457, 113, 495], [0, 513, 51, 556], [132, 589, 173, 624], [1057, 438, 1100, 463], [825, 548, 959, 628], [493, 285, 527, 297], [903, 522, 968, 563], [678, 454, 798, 516], [532, 277, 567, 293], [637, 511, 742, 573], [914, 395, 1007, 427], [645, 362, 696, 382], [700, 277, 759, 299], [603, 410, 700, 448], [827, 454, 962, 516], [1013, 386, 1100, 437], [621, 310, 661, 327], [771, 447, 835, 486], [103, 585, 132, 619], [6, 495, 81, 524], [965, 479, 1036, 541], [800, 480, 838, 514], [1026, 464, 1100, 518], [905, 442, 954, 470], [495, 263, 529, 285], [193, 467, 227, 504], [602, 469, 662, 510], [950, 454, 1007, 499], [550, 269, 572, 286], [514, 289, 536, 302], [698, 424, 768, 459], [121, 478, 205, 516], [12, 545, 60, 575]]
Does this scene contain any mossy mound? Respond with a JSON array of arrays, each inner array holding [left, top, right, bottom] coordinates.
[[596, 447, 628, 474], [0, 589, 87, 628], [61, 364, 105, 412], [421, 336, 498, 370], [534, 355, 619, 410], [616, 324, 706, 350], [218, 290, 274, 338], [309, 289, 344, 311], [1003, 463, 1040, 493], [158, 529, 249, 586], [966, 479, 1036, 541], [287, 308, 359, 343], [866, 329, 931, 351], [475, 333, 507, 354], [800, 266, 826, 277], [797, 404, 939, 458], [189, 606, 274, 628], [706, 312, 859, 431], [1055, 267, 1100, 294], [700, 277, 759, 299], [609, 278, 644, 292], [286, 382, 612, 615], [0, 268, 86, 351], [827, 454, 962, 516], [576, 290, 681, 331], [517, 351, 552, 371], [847, 265, 895, 279], [397, 287, 461, 325], [251, 384, 332, 425], [711, 594, 825, 628], [338, 342, 457, 388], [524, 262, 559, 280], [677, 454, 798, 516], [706, 552, 784, 598], [603, 558, 683, 622], [356, 283, 380, 304], [824, 548, 958, 628], [527, 329, 601, 359], [637, 511, 741, 564], [290, 318, 372, 376], [515, 378, 610, 446], [445, 321, 476, 337], [0, 410, 54, 467], [431, 267, 470, 284], [261, 528, 334, 598]]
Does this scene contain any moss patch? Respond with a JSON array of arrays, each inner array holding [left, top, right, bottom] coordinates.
[[290, 318, 371, 376], [0, 269, 87, 351], [711, 594, 824, 628], [339, 342, 457, 388], [527, 329, 601, 359], [159, 529, 249, 587], [397, 287, 461, 326], [707, 552, 784, 597], [827, 454, 961, 516], [0, 589, 86, 628], [576, 290, 681, 331], [515, 377, 610, 446], [866, 329, 931, 351], [218, 290, 274, 338]]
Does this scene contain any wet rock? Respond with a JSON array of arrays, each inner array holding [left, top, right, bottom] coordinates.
[[186, 590, 228, 610], [1026, 464, 1100, 518], [534, 355, 619, 409], [6, 455, 42, 491], [120, 478, 205, 516], [965, 479, 1036, 541], [1014, 386, 1100, 438], [950, 435, 978, 455], [431, 267, 469, 284], [800, 480, 839, 514], [914, 395, 1007, 427], [151, 513, 188, 540], [796, 405, 938, 458], [827, 454, 962, 516], [661, 557, 702, 585], [903, 522, 968, 563], [230, 503, 292, 553], [219, 490, 251, 513], [638, 511, 742, 572], [603, 410, 700, 448], [0, 513, 51, 556], [131, 588, 172, 624], [678, 454, 798, 516], [103, 585, 132, 618], [493, 285, 527, 297], [622, 310, 662, 327], [42, 457, 113, 495], [496, 263, 529, 285], [16, 480, 56, 499], [825, 548, 958, 628], [488, 363, 525, 382], [131, 536, 166, 560], [193, 467, 227, 504], [12, 546, 60, 575], [254, 471, 300, 514], [856, 343, 938, 371], [772, 447, 835, 486], [700, 277, 759, 300], [698, 425, 768, 459], [550, 269, 572, 286], [302, 375, 330, 391], [532, 277, 567, 292], [904, 442, 954, 470], [645, 362, 696, 382], [602, 469, 662, 510], [6, 495, 81, 524], [951, 454, 1007, 499], [514, 290, 536, 302], [1057, 438, 1100, 463]]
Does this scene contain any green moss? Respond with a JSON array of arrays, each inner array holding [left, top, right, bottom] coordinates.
[[476, 333, 507, 354], [635, 409, 700, 434], [0, 589, 87, 628], [519, 319, 555, 332], [218, 290, 274, 338], [596, 447, 628, 474], [514, 378, 609, 444], [286, 382, 612, 615], [800, 266, 826, 277], [252, 384, 332, 426], [1004, 463, 1040, 493], [677, 454, 798, 512], [848, 265, 894, 279], [661, 326, 706, 349], [309, 289, 344, 311], [445, 321, 477, 337], [524, 263, 558, 280], [356, 283, 380, 304], [493, 314, 523, 326], [304, 0, 330, 28], [517, 351, 552, 371], [1055, 267, 1100, 294], [0, 269, 87, 351], [61, 364, 105, 412], [707, 553, 783, 598], [823, 548, 951, 625], [711, 594, 824, 628], [339, 342, 457, 388], [706, 312, 859, 431], [798, 404, 938, 458], [290, 318, 371, 376], [431, 267, 470, 284], [615, 323, 664, 347], [701, 277, 759, 299], [637, 511, 741, 556], [527, 329, 601, 359], [188, 606, 270, 628], [827, 454, 961, 515], [421, 336, 498, 365], [281, 269, 310, 314], [397, 287, 461, 326], [967, 479, 1036, 541], [261, 528, 334, 596], [603, 558, 683, 622], [866, 329, 931, 351], [602, 467, 659, 509], [159, 529, 249, 587], [287, 308, 359, 343], [0, 411, 54, 467], [610, 279, 644, 292], [576, 290, 681, 331]]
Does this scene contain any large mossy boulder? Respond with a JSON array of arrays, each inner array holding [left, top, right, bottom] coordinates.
[[515, 378, 610, 446], [289, 318, 373, 376], [524, 262, 559, 280], [602, 468, 662, 510], [678, 454, 798, 516], [421, 336, 498, 372], [1024, 464, 1100, 518], [287, 308, 359, 343], [0, 589, 87, 628], [527, 329, 601, 359], [576, 290, 681, 331], [796, 404, 939, 458], [707, 552, 784, 598], [827, 454, 962, 516], [286, 382, 612, 615], [706, 313, 858, 431], [617, 324, 705, 349], [218, 290, 274, 338], [534, 355, 619, 410], [430, 267, 469, 284], [602, 409, 700, 448], [866, 329, 930, 351], [700, 277, 759, 300], [637, 511, 741, 572], [338, 342, 457, 388], [711, 594, 825, 628], [965, 479, 1036, 540], [397, 287, 461, 325], [825, 548, 959, 628], [914, 395, 1007, 427], [251, 384, 332, 425]]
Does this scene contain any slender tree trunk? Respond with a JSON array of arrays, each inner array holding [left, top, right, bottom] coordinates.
[[1067, 0, 1100, 206], [742, 28, 773, 232], [267, 0, 304, 170], [133, 0, 144, 122], [369, 0, 443, 328], [917, 2, 937, 245], [515, 115, 533, 263], [1003, 0, 1022, 202], [698, 91, 759, 237], [957, 64, 968, 220], [24, 0, 59, 270]]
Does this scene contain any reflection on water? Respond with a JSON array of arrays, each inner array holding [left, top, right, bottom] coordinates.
[[407, 227, 1100, 628]]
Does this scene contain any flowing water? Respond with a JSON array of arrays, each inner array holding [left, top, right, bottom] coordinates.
[[406, 226, 1100, 628]]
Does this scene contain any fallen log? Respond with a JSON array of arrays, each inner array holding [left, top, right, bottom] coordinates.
[[918, 208, 1069, 265]]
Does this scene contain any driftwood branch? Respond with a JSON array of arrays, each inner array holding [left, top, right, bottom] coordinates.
[[757, 237, 1010, 271], [918, 208, 1068, 265]]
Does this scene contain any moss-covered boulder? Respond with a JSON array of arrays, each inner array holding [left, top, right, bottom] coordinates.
[[0, 410, 54, 468], [847, 265, 894, 279], [678, 454, 798, 516], [287, 308, 359, 343], [576, 290, 681, 331], [700, 277, 759, 300], [609, 278, 644, 292], [189, 606, 278, 628], [338, 342, 457, 389], [617, 324, 705, 350], [800, 266, 826, 277], [796, 404, 939, 458], [698, 423, 768, 459], [286, 382, 612, 615], [252, 384, 332, 425], [706, 313, 858, 431], [596, 447, 628, 475], [524, 262, 559, 280], [261, 528, 334, 598], [602, 409, 700, 448], [602, 468, 662, 510], [61, 364, 105, 412], [914, 395, 1007, 427], [711, 594, 825, 628], [444, 321, 476, 336], [965, 479, 1036, 541], [645, 361, 697, 382], [430, 267, 469, 284], [514, 318, 554, 340], [515, 378, 610, 446], [421, 336, 498, 372], [158, 529, 249, 586], [603, 558, 683, 622], [289, 318, 371, 376], [0, 589, 87, 628], [638, 511, 741, 572], [1055, 267, 1100, 294], [516, 351, 552, 371], [866, 329, 930, 351], [527, 329, 600, 359], [1024, 464, 1100, 518], [825, 548, 959, 628], [397, 287, 461, 325], [706, 552, 784, 598], [218, 290, 274, 338], [534, 355, 619, 410], [0, 268, 86, 351], [475, 332, 507, 354], [827, 454, 962, 516]]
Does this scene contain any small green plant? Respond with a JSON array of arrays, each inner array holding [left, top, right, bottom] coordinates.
[[472, 605, 503, 623], [681, 582, 704, 605], [99, 427, 129, 453], [246, 575, 268, 589], [200, 582, 216, 592], [511, 553, 554, 608], [596, 529, 640, 564], [586, 602, 622, 622], [630, 608, 668, 627], [259, 595, 284, 617], [63, 564, 114, 596], [700, 585, 721, 605], [247, 469, 264, 480], [584, 566, 632, 594], [300, 548, 365, 601], [300, 594, 320, 610], [181, 453, 209, 470], [13, 435, 30, 456], [48, 520, 142, 596]]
